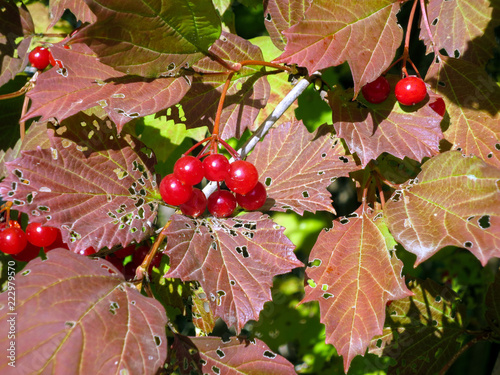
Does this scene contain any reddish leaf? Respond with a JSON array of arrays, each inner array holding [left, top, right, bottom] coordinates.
[[384, 151, 500, 266], [302, 208, 412, 371], [426, 57, 500, 168], [23, 43, 190, 130], [419, 0, 500, 66], [180, 32, 270, 139], [330, 76, 444, 167], [73, 0, 221, 77], [0, 141, 21, 180], [172, 335, 296, 374], [191, 285, 217, 334], [163, 212, 303, 331], [48, 0, 96, 29], [0, 114, 159, 253], [0, 2, 34, 87], [263, 0, 309, 50], [370, 279, 466, 375], [0, 249, 167, 375], [275, 0, 402, 94], [247, 121, 358, 215]]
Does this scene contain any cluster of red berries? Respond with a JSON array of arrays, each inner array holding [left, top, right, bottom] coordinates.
[[28, 46, 63, 71], [160, 153, 266, 218], [361, 75, 445, 116], [0, 219, 97, 261]]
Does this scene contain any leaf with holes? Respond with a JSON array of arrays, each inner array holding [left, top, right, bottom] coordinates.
[[263, 0, 309, 50], [302, 208, 412, 372], [73, 0, 221, 77], [180, 31, 270, 139], [48, 0, 96, 29], [384, 151, 500, 266], [0, 1, 33, 87], [247, 120, 358, 215], [426, 57, 500, 168], [171, 335, 296, 375], [330, 76, 444, 167], [163, 212, 303, 331], [0, 249, 167, 375], [369, 279, 467, 375], [275, 0, 402, 94], [23, 43, 190, 131], [0, 113, 159, 253], [419, 0, 500, 66]]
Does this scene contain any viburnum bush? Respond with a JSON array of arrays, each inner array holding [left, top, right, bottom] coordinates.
[[0, 0, 499, 374]]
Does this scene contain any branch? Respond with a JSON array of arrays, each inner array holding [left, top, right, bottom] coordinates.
[[202, 73, 319, 197]]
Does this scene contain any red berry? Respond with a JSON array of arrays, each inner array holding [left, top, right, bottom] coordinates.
[[180, 188, 207, 218], [236, 182, 267, 211], [395, 76, 427, 106], [361, 76, 391, 104], [174, 155, 204, 185], [11, 242, 41, 262], [48, 51, 63, 69], [203, 154, 230, 181], [207, 190, 237, 218], [77, 247, 97, 256], [226, 160, 259, 195], [0, 220, 21, 230], [44, 230, 69, 252], [159, 174, 193, 206], [29, 46, 51, 70], [429, 98, 446, 117], [0, 227, 28, 254], [26, 222, 59, 247], [113, 244, 136, 259]]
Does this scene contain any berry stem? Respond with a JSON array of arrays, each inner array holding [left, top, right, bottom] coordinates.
[[239, 60, 292, 72], [401, 0, 419, 78], [0, 71, 38, 101], [374, 173, 387, 209], [212, 71, 235, 142], [19, 94, 30, 141], [217, 138, 240, 160], [0, 202, 13, 225]]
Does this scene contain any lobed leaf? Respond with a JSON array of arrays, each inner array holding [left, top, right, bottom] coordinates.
[[73, 0, 221, 77], [172, 335, 296, 375], [23, 42, 190, 130], [302, 208, 412, 371], [48, 0, 96, 29], [0, 2, 34, 87], [163, 212, 303, 331], [330, 76, 444, 167], [0, 249, 167, 375], [384, 151, 500, 266], [263, 0, 309, 50], [247, 120, 358, 215], [370, 279, 467, 375], [419, 0, 500, 66], [0, 114, 159, 253], [426, 56, 500, 168], [275, 0, 402, 95], [180, 31, 270, 139]]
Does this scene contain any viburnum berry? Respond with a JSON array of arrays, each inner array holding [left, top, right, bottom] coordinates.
[[77, 247, 97, 256], [203, 154, 230, 181], [429, 98, 446, 117], [361, 76, 391, 104], [226, 160, 259, 195], [0, 227, 28, 255], [207, 190, 237, 218], [11, 242, 41, 262], [395, 76, 427, 106], [29, 46, 51, 70], [174, 155, 204, 185], [236, 182, 267, 211], [26, 222, 59, 247], [180, 188, 207, 218], [159, 174, 193, 206]]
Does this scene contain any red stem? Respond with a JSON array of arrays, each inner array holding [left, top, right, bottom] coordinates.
[[419, 0, 442, 59], [401, 0, 419, 77], [239, 60, 291, 72], [211, 71, 235, 150]]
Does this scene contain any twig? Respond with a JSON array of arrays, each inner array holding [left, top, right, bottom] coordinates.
[[438, 332, 490, 375]]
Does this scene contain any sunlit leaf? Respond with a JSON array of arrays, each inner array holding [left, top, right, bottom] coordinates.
[[275, 0, 402, 94], [0, 249, 167, 375], [302, 208, 412, 371], [247, 120, 358, 215], [73, 0, 221, 77], [384, 151, 500, 266], [263, 0, 309, 50], [48, 0, 96, 29], [0, 114, 159, 253], [164, 212, 303, 331]]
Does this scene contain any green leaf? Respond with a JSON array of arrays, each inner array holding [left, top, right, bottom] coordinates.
[[74, 0, 222, 77]]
